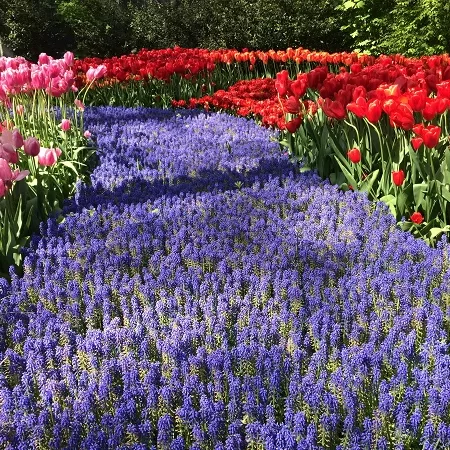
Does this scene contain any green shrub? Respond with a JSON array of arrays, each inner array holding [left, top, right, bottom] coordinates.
[[338, 0, 450, 56]]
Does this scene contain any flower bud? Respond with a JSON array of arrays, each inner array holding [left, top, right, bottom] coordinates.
[[24, 137, 40, 157]]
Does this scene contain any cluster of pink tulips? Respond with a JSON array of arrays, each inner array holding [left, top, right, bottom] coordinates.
[[0, 52, 100, 277]]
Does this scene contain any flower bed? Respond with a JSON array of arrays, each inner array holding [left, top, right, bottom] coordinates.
[[1, 108, 450, 449]]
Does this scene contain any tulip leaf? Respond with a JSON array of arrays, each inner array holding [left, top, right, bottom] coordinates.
[[413, 183, 428, 209], [13, 194, 23, 237], [429, 226, 450, 241], [432, 179, 450, 202], [334, 156, 357, 189], [60, 161, 81, 177], [396, 189, 409, 216], [380, 194, 397, 217], [359, 169, 379, 196]]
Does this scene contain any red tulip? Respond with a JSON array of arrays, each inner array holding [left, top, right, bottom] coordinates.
[[410, 211, 424, 224], [285, 96, 300, 114], [290, 76, 307, 98], [435, 97, 449, 115], [421, 125, 441, 148], [320, 98, 346, 120], [409, 91, 427, 112], [352, 85, 367, 101], [413, 124, 441, 148], [347, 147, 361, 164], [389, 103, 414, 130], [347, 97, 367, 118], [275, 70, 290, 97], [422, 100, 437, 121], [411, 137, 423, 151], [366, 99, 382, 123], [392, 170, 405, 186], [436, 81, 450, 98], [285, 116, 303, 133]]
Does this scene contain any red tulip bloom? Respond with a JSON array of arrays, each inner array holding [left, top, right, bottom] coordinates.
[[320, 98, 346, 120], [285, 116, 303, 133], [392, 170, 405, 186], [437, 80, 450, 98], [389, 103, 414, 130], [275, 70, 290, 97], [347, 97, 366, 118], [409, 91, 427, 112], [290, 76, 307, 98], [435, 97, 449, 115], [347, 147, 361, 163], [285, 96, 300, 114], [410, 211, 424, 224], [422, 100, 437, 121], [366, 99, 382, 123], [421, 125, 441, 148], [352, 85, 367, 101], [411, 137, 423, 151], [413, 124, 441, 148]]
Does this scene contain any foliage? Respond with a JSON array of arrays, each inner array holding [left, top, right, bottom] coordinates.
[[338, 0, 450, 56], [57, 0, 134, 58], [127, 0, 348, 52], [1, 0, 72, 60]]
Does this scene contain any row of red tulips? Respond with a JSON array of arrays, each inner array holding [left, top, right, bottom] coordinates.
[[72, 47, 450, 86], [172, 61, 450, 243]]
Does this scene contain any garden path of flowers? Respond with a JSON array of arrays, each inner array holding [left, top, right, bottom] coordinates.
[[1, 107, 450, 449]]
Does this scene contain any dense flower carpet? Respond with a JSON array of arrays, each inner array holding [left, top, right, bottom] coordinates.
[[1, 107, 450, 449]]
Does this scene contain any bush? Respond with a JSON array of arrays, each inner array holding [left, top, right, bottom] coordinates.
[[129, 0, 348, 52], [338, 0, 450, 56]]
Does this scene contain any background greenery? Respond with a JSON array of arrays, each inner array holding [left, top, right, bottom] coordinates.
[[0, 0, 450, 59]]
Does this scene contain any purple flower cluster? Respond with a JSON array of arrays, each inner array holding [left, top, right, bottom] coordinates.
[[71, 107, 292, 210], [0, 107, 450, 449]]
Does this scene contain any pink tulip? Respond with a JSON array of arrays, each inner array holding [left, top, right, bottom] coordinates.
[[64, 51, 74, 68], [75, 99, 85, 111], [60, 119, 71, 131], [0, 158, 12, 181], [38, 53, 51, 65], [31, 69, 46, 90], [86, 65, 107, 82], [16, 104, 24, 115], [0, 129, 17, 153], [83, 130, 92, 139], [0, 179, 6, 197], [8, 150, 18, 164], [38, 147, 62, 166], [0, 145, 12, 162], [23, 137, 40, 157], [11, 168, 29, 181], [12, 129, 24, 148]]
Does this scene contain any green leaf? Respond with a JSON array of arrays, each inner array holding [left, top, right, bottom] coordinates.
[[342, 0, 355, 9], [413, 183, 428, 209], [60, 160, 81, 177], [445, 148, 450, 184], [334, 156, 357, 188], [435, 180, 450, 203], [359, 169, 379, 196], [380, 194, 397, 217], [429, 226, 450, 240]]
